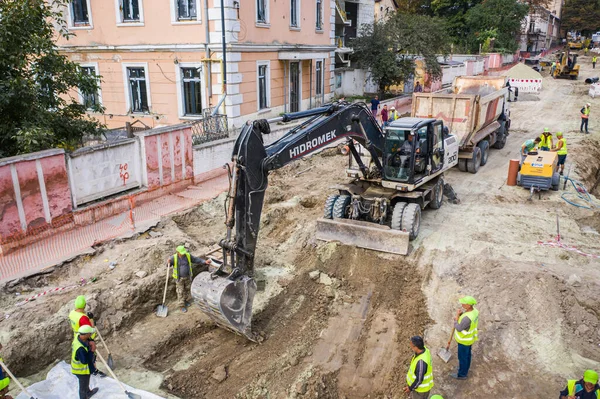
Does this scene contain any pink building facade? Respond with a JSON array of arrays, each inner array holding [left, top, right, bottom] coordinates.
[[57, 0, 337, 129]]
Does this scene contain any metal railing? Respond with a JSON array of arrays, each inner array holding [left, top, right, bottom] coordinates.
[[189, 113, 231, 145], [335, 0, 348, 22]]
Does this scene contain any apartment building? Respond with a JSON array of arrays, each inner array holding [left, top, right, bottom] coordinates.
[[57, 0, 337, 129], [519, 0, 563, 55]]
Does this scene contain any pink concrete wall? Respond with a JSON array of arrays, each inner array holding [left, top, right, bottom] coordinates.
[[15, 160, 46, 230], [145, 135, 161, 188], [42, 156, 72, 220], [0, 165, 20, 239], [465, 61, 475, 76], [143, 127, 193, 190]]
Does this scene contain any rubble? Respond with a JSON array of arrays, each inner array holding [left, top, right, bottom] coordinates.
[[211, 365, 228, 383], [318, 273, 333, 286], [308, 270, 320, 280]]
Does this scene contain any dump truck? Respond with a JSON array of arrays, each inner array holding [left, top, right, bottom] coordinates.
[[411, 76, 511, 174]]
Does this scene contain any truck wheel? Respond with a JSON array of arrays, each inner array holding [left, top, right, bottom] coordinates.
[[332, 195, 351, 219], [493, 122, 507, 149], [458, 158, 468, 172], [391, 202, 407, 230], [429, 178, 444, 209], [323, 194, 339, 219], [478, 141, 490, 166], [467, 147, 482, 174], [401, 203, 421, 241]]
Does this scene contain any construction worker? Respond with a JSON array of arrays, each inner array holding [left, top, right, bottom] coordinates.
[[551, 61, 557, 76], [593, 55, 597, 69], [449, 296, 479, 380], [520, 137, 542, 165], [539, 128, 553, 151], [388, 106, 399, 122], [580, 103, 591, 134], [69, 295, 97, 340], [551, 132, 568, 175], [72, 325, 100, 399], [559, 370, 599, 399], [168, 246, 211, 313], [404, 336, 434, 398], [0, 343, 12, 399]]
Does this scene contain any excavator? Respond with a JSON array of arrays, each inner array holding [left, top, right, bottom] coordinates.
[[553, 46, 580, 80], [191, 102, 459, 339]]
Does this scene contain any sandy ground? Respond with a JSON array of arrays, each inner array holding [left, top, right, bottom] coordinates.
[[1, 52, 600, 399]]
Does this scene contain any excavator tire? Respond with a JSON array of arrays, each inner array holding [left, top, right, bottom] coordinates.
[[467, 147, 482, 174], [323, 194, 339, 219], [478, 141, 490, 166], [429, 178, 444, 209], [391, 202, 407, 230], [458, 158, 468, 172], [401, 203, 421, 241], [332, 195, 351, 219]]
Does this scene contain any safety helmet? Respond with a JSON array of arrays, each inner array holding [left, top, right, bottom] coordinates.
[[459, 296, 477, 305], [430, 396, 444, 399], [556, 131, 563, 137], [543, 127, 550, 133], [78, 325, 95, 335], [584, 370, 599, 384], [74, 295, 86, 309], [176, 245, 187, 255]]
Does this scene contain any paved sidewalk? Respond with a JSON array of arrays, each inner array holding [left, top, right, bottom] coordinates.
[[0, 175, 229, 283]]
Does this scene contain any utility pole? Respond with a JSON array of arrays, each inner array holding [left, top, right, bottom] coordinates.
[[220, 0, 227, 115]]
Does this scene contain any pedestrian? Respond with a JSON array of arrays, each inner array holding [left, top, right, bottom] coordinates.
[[404, 336, 434, 398], [381, 104, 389, 126], [0, 343, 12, 399], [539, 128, 553, 151], [593, 55, 597, 69], [388, 106, 399, 123], [551, 132, 568, 175], [72, 325, 100, 399], [168, 246, 211, 313], [370, 95, 380, 118], [559, 370, 599, 399], [580, 103, 591, 133], [520, 137, 542, 165], [449, 296, 479, 380], [414, 81, 423, 93]]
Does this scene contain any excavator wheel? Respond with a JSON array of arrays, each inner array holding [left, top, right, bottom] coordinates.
[[401, 203, 421, 241], [391, 202, 407, 230], [429, 178, 444, 209], [467, 147, 482, 174], [458, 159, 468, 172], [478, 141, 490, 166], [332, 195, 351, 219], [323, 194, 339, 219]]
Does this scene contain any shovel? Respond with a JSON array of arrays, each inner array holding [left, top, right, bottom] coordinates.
[[96, 352, 141, 399], [0, 359, 37, 399], [94, 328, 114, 369], [437, 327, 455, 363], [156, 264, 170, 318]]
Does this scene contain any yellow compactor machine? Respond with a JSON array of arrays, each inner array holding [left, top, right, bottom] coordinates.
[[517, 151, 561, 199]]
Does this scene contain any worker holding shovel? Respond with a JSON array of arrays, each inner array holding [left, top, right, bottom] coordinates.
[[449, 296, 479, 380], [72, 325, 100, 399], [0, 343, 12, 399], [68, 296, 108, 376], [168, 246, 211, 313]]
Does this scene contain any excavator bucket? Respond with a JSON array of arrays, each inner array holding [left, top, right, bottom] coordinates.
[[191, 271, 257, 340], [315, 218, 410, 255]]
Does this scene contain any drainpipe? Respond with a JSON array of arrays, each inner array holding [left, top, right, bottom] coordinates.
[[204, 0, 212, 106], [284, 62, 288, 113], [212, 0, 228, 117], [309, 59, 313, 109]]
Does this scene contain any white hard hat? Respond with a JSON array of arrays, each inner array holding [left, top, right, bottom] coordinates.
[[587, 103, 591, 106], [390, 106, 395, 110]]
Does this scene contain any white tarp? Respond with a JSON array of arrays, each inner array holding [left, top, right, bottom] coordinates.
[[590, 83, 600, 98], [16, 362, 164, 399]]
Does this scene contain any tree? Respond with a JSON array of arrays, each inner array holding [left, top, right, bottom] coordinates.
[[0, 0, 104, 157], [561, 0, 600, 34], [465, 0, 529, 53], [351, 13, 450, 95]]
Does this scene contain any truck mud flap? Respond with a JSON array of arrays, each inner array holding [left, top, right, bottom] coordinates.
[[315, 218, 410, 255]]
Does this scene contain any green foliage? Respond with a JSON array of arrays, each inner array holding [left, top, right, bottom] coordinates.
[[0, 0, 105, 157], [351, 13, 450, 94], [561, 0, 600, 34]]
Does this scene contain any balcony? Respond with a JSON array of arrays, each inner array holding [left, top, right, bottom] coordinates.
[[335, 0, 352, 26]]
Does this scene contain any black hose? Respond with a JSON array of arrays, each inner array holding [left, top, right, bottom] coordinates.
[[585, 77, 599, 84]]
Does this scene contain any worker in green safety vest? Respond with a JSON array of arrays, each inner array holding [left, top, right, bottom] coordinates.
[[404, 336, 434, 398], [450, 296, 479, 380], [551, 132, 568, 175], [168, 246, 211, 313], [539, 128, 553, 151], [0, 343, 12, 399], [72, 325, 100, 399], [559, 369, 599, 399]]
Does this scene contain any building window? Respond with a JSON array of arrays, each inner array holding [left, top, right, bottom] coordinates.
[[316, 60, 323, 96], [316, 0, 323, 30], [120, 0, 141, 22], [335, 73, 342, 89], [290, 0, 299, 27], [126, 67, 149, 113], [177, 0, 197, 20], [71, 0, 90, 26], [257, 0, 267, 23], [257, 61, 270, 110], [80, 66, 100, 109], [181, 67, 203, 115]]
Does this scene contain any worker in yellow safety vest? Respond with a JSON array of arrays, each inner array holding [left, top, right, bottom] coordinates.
[[388, 106, 399, 122], [68, 295, 97, 340], [404, 336, 434, 398], [71, 325, 100, 399], [551, 132, 568, 175], [539, 128, 553, 151], [559, 369, 599, 399], [168, 246, 211, 313], [0, 343, 13, 399], [593, 56, 597, 69], [580, 103, 591, 134], [450, 296, 479, 380], [551, 61, 557, 76]]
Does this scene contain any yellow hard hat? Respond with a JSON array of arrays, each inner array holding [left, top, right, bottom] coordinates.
[[584, 370, 599, 384], [176, 245, 187, 255], [459, 296, 477, 305]]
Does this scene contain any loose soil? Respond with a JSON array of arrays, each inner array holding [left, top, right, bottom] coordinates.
[[2, 52, 600, 399]]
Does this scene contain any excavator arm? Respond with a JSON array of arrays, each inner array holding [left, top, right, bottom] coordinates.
[[191, 102, 385, 339]]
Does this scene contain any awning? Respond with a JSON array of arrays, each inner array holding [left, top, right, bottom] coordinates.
[[278, 52, 330, 60]]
